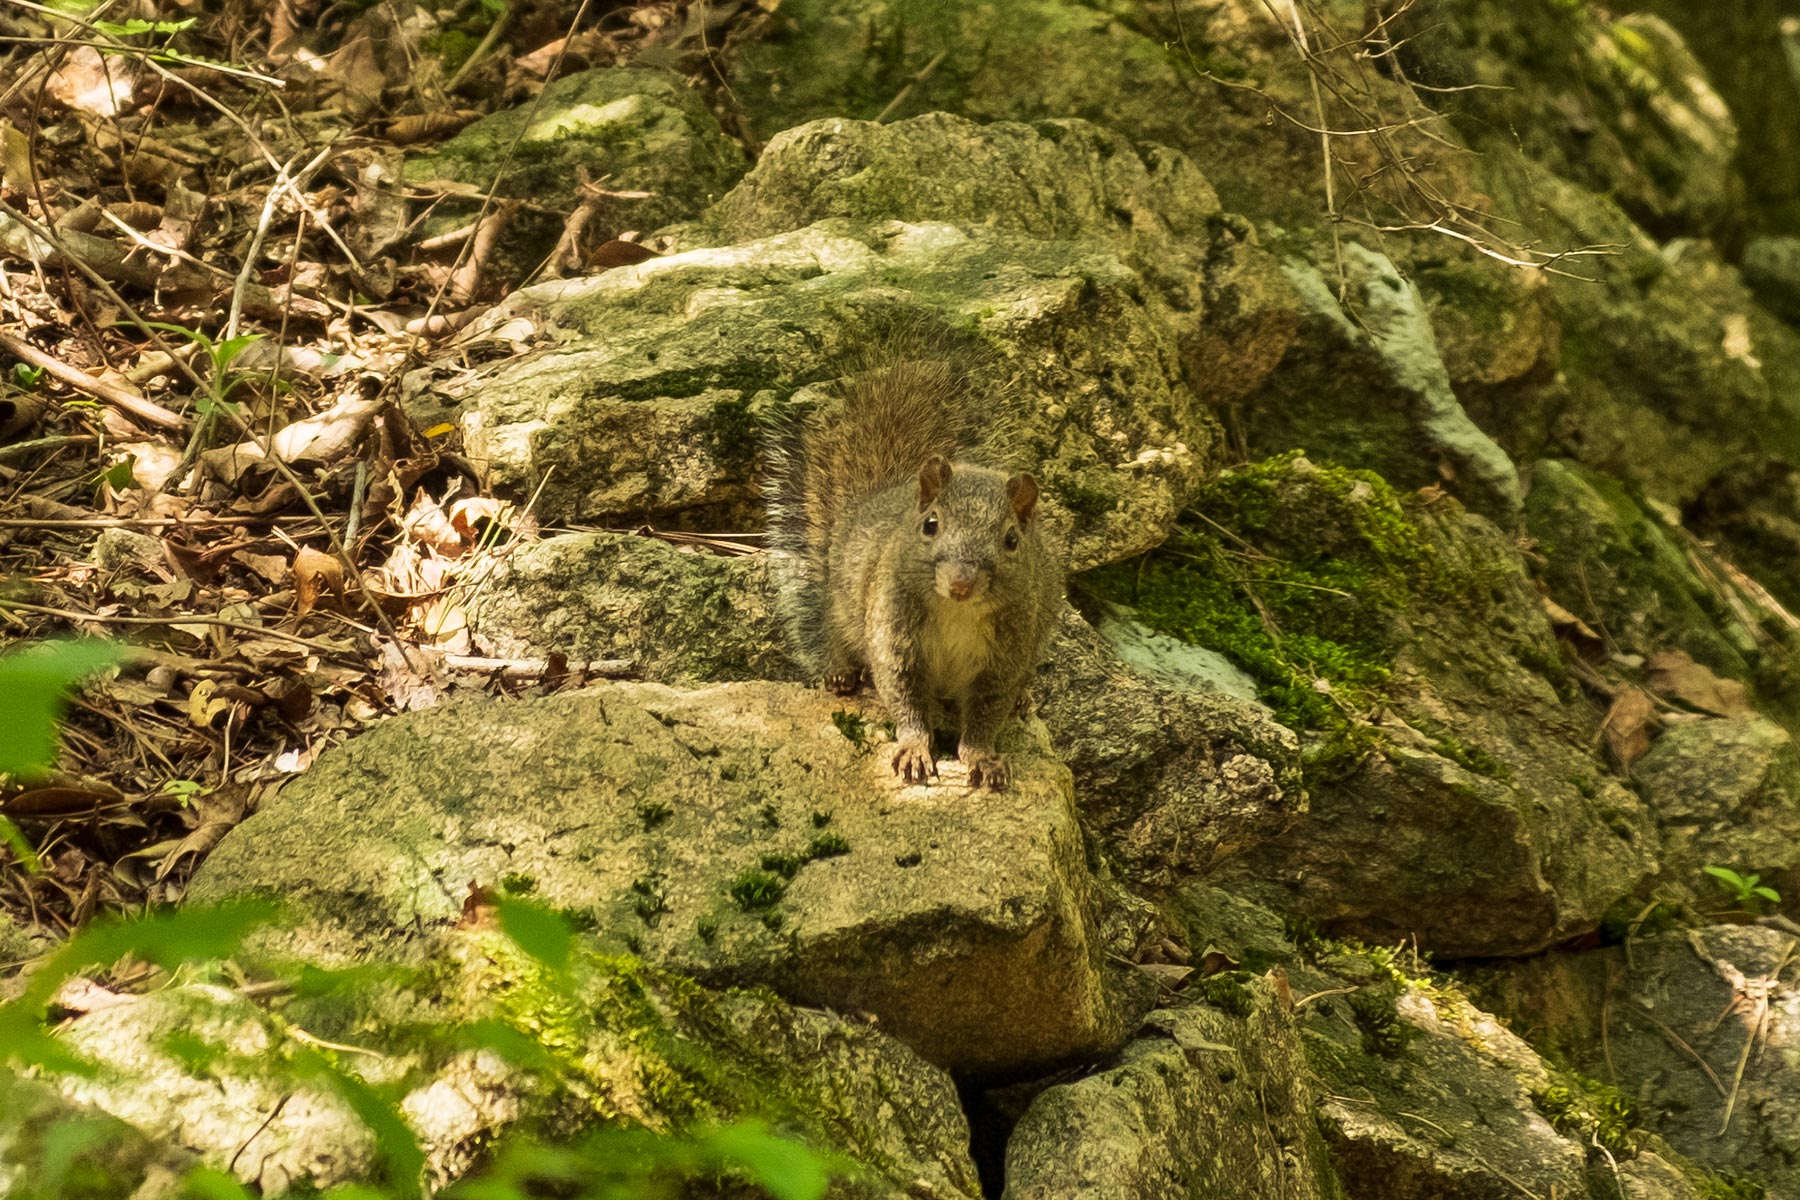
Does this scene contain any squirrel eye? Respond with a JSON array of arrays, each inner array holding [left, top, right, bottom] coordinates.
[[1004, 529, 1020, 551], [922, 514, 939, 537]]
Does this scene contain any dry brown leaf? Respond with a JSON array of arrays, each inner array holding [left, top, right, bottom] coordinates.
[[587, 238, 661, 271], [47, 46, 136, 116], [1601, 686, 1657, 770], [385, 111, 479, 145], [1644, 649, 1753, 717], [400, 491, 463, 554], [186, 678, 232, 729], [294, 545, 344, 615], [269, 395, 383, 463]]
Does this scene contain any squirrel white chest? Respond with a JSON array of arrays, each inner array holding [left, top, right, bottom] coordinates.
[[921, 599, 997, 697]]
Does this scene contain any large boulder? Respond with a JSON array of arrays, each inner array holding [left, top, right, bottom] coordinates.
[[1473, 926, 1800, 1195], [403, 67, 748, 272], [468, 531, 797, 683], [1088, 454, 1655, 956], [465, 533, 1307, 890], [1634, 715, 1800, 901], [189, 682, 1146, 1075], [1034, 609, 1303, 888], [1242, 244, 1522, 523], [1003, 980, 1341, 1199], [38, 953, 982, 1197]]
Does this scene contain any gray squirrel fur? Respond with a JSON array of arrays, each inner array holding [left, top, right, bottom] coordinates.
[[765, 340, 1063, 789]]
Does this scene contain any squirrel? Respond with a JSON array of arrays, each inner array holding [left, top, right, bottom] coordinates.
[[766, 342, 1063, 790]]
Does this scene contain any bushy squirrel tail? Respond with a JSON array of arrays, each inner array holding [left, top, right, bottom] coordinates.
[[765, 327, 995, 670]]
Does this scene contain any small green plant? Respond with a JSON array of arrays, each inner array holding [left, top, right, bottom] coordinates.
[[811, 810, 833, 828], [160, 779, 206, 806], [696, 916, 719, 944], [637, 799, 674, 830], [728, 870, 786, 911], [830, 710, 870, 751], [806, 833, 850, 860], [142, 322, 264, 466], [760, 853, 805, 880], [0, 638, 123, 874], [11, 362, 45, 388], [1704, 865, 1781, 909], [500, 873, 538, 895], [630, 876, 668, 924]]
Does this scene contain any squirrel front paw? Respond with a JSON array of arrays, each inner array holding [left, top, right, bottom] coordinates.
[[825, 668, 863, 696], [891, 738, 937, 784], [960, 747, 1010, 790]]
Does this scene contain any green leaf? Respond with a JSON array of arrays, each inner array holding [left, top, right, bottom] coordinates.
[[214, 333, 263, 372], [93, 16, 196, 36], [93, 457, 137, 492], [494, 897, 574, 974], [11, 899, 278, 1017], [0, 639, 124, 776], [293, 1049, 426, 1200], [139, 321, 215, 351], [1753, 886, 1782, 903], [181, 1167, 255, 1200], [701, 1123, 833, 1200], [0, 814, 42, 873], [12, 362, 45, 387]]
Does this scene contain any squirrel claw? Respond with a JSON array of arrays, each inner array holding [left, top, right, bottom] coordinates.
[[825, 669, 862, 696], [892, 739, 936, 784], [961, 749, 1010, 790]]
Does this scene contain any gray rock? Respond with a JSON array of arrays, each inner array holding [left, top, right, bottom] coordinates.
[[1035, 610, 1303, 889], [39, 967, 981, 1198], [417, 217, 1215, 571], [1635, 715, 1800, 900], [1744, 235, 1800, 325], [188, 682, 1142, 1074], [1303, 954, 1590, 1200], [1473, 926, 1800, 1195], [1113, 455, 1655, 956], [1094, 610, 1263, 707], [1525, 459, 1757, 678], [467, 531, 798, 683], [403, 67, 746, 268], [1004, 982, 1341, 1199], [1247, 244, 1523, 523], [0, 1069, 193, 1200]]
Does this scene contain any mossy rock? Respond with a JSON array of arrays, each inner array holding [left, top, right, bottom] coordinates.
[[34, 947, 981, 1197], [188, 682, 1144, 1075], [1525, 459, 1755, 678], [403, 66, 747, 277], [1086, 452, 1653, 955]]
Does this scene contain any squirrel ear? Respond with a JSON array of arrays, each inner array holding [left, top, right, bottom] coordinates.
[[1007, 474, 1039, 524], [918, 456, 952, 509]]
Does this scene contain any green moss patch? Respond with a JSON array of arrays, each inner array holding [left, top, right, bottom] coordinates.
[[1083, 453, 1443, 751]]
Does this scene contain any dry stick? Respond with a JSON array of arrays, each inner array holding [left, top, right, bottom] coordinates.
[[0, 600, 362, 656], [0, 328, 184, 431], [874, 49, 947, 124], [224, 143, 334, 341], [443, 654, 637, 679], [443, 3, 513, 94], [0, 435, 98, 462], [0, 515, 321, 528]]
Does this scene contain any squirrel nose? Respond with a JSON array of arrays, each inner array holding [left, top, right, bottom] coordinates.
[[948, 579, 974, 601]]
